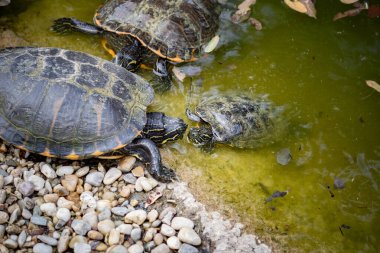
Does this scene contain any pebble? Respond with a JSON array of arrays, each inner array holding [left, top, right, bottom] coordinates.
[[131, 166, 144, 177], [85, 171, 104, 186], [178, 227, 201, 246], [125, 209, 147, 225], [97, 199, 112, 212], [98, 208, 111, 221], [102, 191, 115, 201], [31, 216, 48, 226], [118, 156, 136, 172], [171, 217, 195, 230], [111, 206, 129, 216], [108, 229, 120, 245], [160, 224, 176, 237], [56, 166, 74, 176], [130, 227, 142, 241], [43, 193, 59, 203], [128, 244, 144, 253], [143, 228, 156, 242], [18, 181, 35, 196], [61, 174, 78, 192], [71, 219, 91, 236], [154, 233, 164, 245], [116, 224, 133, 235], [147, 209, 159, 223], [87, 230, 103, 240], [151, 244, 171, 253], [119, 186, 131, 198], [57, 197, 74, 209], [22, 208, 32, 219], [4, 238, 18, 249], [28, 175, 45, 191], [122, 173, 137, 184], [75, 166, 89, 177], [41, 163, 57, 179], [74, 243, 91, 253], [37, 235, 58, 246], [82, 211, 98, 229], [159, 207, 177, 225], [179, 244, 199, 253], [103, 168, 122, 185], [107, 245, 128, 253], [0, 211, 9, 224], [57, 228, 70, 253], [18, 230, 27, 247], [80, 191, 97, 208], [98, 219, 115, 235], [69, 235, 88, 248], [33, 243, 53, 253], [40, 203, 57, 216], [56, 207, 71, 222], [167, 236, 182, 249]]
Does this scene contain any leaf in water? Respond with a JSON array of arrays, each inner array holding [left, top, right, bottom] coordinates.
[[204, 35, 220, 53], [366, 80, 380, 93], [334, 177, 345, 189], [248, 18, 263, 31], [277, 148, 292, 165], [284, 0, 317, 18], [231, 0, 257, 24], [333, 7, 365, 20], [172, 67, 186, 82], [340, 0, 359, 4]]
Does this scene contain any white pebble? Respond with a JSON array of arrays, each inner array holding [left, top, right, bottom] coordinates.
[[56, 208, 71, 222], [125, 210, 147, 225], [97, 219, 115, 235], [160, 224, 176, 237], [40, 203, 57, 217], [171, 217, 194, 230], [128, 244, 144, 253], [167, 236, 181, 249], [41, 164, 57, 179], [56, 166, 74, 176], [178, 227, 201, 246], [103, 168, 122, 185], [28, 175, 45, 191]]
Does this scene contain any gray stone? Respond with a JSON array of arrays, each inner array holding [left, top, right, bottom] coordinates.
[[28, 175, 45, 191], [18, 181, 35, 196], [103, 168, 122, 185], [179, 244, 199, 253], [85, 172, 104, 186], [33, 243, 53, 253], [57, 228, 71, 253], [56, 166, 74, 176], [111, 207, 129, 216], [122, 173, 137, 184], [4, 239, 18, 249], [18, 230, 27, 247], [98, 208, 111, 221], [71, 219, 91, 235], [159, 207, 176, 225], [31, 216, 48, 226], [130, 227, 142, 241], [127, 244, 144, 253], [41, 164, 57, 179], [74, 243, 91, 253], [22, 208, 32, 219], [171, 217, 195, 230], [151, 244, 171, 253], [160, 224, 176, 237], [0, 210, 9, 224], [37, 235, 58, 246]]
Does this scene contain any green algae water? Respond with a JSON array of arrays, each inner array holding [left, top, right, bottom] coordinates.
[[1, 0, 380, 252]]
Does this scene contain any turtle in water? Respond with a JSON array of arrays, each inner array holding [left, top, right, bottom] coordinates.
[[186, 94, 286, 152], [51, 0, 220, 92], [0, 47, 187, 182]]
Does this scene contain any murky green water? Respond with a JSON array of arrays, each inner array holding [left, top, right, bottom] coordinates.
[[1, 0, 380, 252]]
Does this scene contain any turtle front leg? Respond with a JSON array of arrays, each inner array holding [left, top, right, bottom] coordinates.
[[151, 58, 172, 93], [52, 18, 103, 35], [112, 39, 142, 72], [122, 138, 176, 182]]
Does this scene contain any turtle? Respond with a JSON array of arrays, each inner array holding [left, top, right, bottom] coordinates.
[[51, 0, 220, 92], [0, 47, 187, 182], [186, 94, 286, 152]]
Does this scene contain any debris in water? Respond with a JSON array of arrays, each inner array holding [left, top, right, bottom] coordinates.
[[277, 148, 292, 166], [284, 0, 317, 18], [334, 177, 345, 189], [204, 35, 220, 53], [265, 190, 288, 203], [231, 0, 257, 24], [333, 2, 368, 21], [325, 185, 335, 198], [366, 80, 380, 93], [339, 224, 351, 236], [248, 18, 263, 31]]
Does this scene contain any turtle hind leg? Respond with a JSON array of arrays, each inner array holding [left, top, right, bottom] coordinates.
[[123, 138, 176, 182], [151, 58, 172, 93], [51, 18, 103, 35]]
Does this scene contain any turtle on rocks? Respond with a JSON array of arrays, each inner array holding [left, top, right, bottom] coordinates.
[[0, 47, 187, 181], [186, 94, 286, 152], [51, 0, 221, 92]]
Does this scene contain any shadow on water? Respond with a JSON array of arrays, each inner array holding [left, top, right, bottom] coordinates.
[[1, 0, 380, 252]]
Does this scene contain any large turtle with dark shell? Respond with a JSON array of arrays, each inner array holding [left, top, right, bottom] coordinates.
[[0, 47, 187, 181], [186, 94, 286, 152], [51, 0, 220, 91]]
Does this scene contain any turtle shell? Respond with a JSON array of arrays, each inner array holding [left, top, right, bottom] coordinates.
[[195, 95, 283, 148], [94, 0, 220, 62], [0, 47, 154, 159]]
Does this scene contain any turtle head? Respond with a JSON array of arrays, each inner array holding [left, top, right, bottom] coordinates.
[[162, 115, 188, 143], [187, 126, 213, 148]]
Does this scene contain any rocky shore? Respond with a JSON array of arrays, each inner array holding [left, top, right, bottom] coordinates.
[[0, 142, 270, 253]]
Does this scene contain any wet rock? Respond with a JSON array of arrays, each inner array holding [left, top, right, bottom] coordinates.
[[178, 227, 201, 246]]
